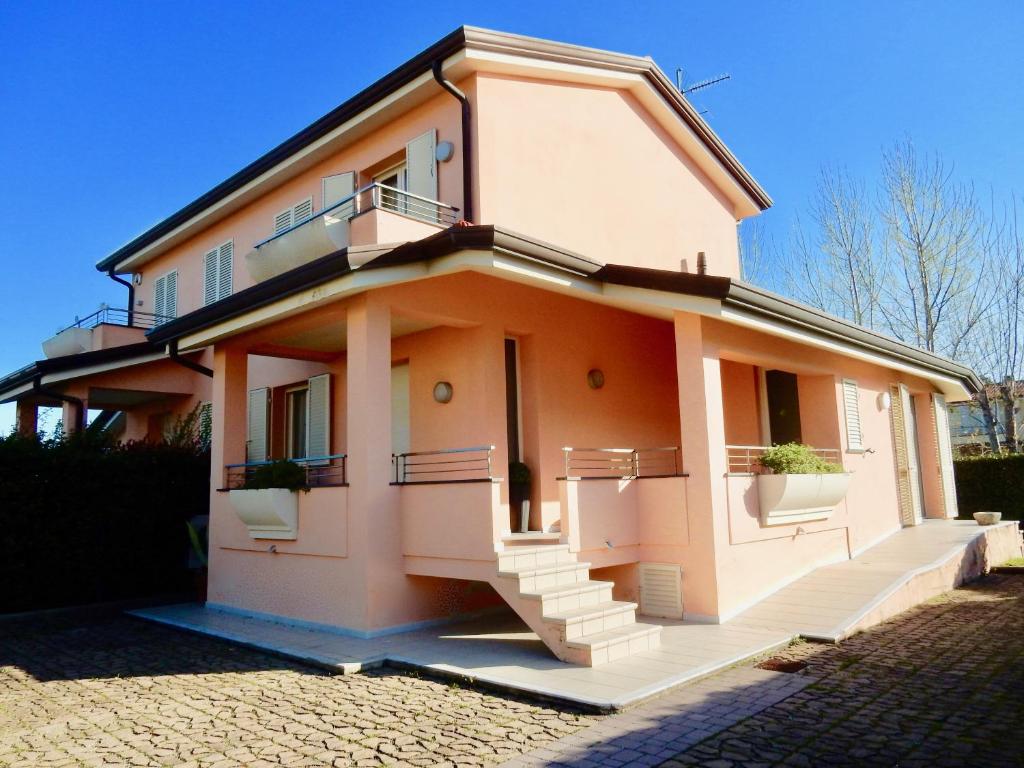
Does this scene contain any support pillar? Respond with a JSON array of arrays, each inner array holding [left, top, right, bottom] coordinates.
[[60, 399, 86, 435], [210, 345, 248, 487], [15, 400, 37, 436], [673, 312, 730, 621]]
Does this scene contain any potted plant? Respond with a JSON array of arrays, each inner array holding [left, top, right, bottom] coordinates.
[[227, 460, 308, 540], [509, 461, 532, 533], [756, 443, 852, 526]]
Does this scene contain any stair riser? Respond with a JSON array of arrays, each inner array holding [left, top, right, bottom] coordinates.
[[562, 608, 636, 641], [539, 585, 613, 614], [567, 629, 660, 666], [498, 549, 574, 571], [516, 568, 589, 592]]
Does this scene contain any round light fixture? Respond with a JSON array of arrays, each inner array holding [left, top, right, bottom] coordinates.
[[433, 381, 453, 403], [877, 391, 892, 410], [435, 141, 455, 163], [587, 369, 605, 390]]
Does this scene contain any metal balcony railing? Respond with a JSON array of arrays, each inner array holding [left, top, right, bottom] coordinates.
[[55, 306, 174, 334], [393, 445, 495, 484], [223, 454, 348, 489], [726, 444, 841, 475], [254, 182, 459, 250], [561, 446, 683, 479]]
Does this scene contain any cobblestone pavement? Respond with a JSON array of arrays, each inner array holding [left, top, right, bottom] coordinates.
[[0, 612, 595, 767], [658, 574, 1024, 768]]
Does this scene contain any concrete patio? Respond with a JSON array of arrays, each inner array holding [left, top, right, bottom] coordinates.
[[134, 518, 1021, 711]]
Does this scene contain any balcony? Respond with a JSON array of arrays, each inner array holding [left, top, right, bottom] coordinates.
[[42, 306, 173, 358], [245, 183, 459, 282]]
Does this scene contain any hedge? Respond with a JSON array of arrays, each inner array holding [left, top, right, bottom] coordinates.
[[953, 453, 1024, 520], [0, 430, 209, 613]]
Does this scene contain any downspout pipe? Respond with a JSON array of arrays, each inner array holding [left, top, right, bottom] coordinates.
[[168, 340, 214, 378], [432, 59, 474, 223], [107, 269, 135, 327], [32, 377, 86, 433]]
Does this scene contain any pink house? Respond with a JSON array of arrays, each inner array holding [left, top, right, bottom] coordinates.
[[2, 28, 1012, 667]]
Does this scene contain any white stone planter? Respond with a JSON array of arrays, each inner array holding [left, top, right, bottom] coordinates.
[[756, 473, 852, 526], [228, 488, 299, 540], [973, 511, 1002, 526]]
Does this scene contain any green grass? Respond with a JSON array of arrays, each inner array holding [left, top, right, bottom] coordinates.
[[1000, 557, 1024, 567]]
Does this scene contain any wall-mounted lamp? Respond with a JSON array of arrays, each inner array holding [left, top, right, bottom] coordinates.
[[587, 369, 605, 390], [132, 273, 143, 286], [436, 141, 455, 163], [877, 391, 892, 411], [433, 381, 453, 403]]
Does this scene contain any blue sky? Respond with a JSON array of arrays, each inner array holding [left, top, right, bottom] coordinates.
[[1, 1, 1022, 432]]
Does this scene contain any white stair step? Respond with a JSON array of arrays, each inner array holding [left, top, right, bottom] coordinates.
[[497, 544, 574, 571], [498, 561, 591, 591], [566, 623, 662, 665], [502, 532, 562, 546], [521, 580, 614, 612], [545, 601, 638, 640]]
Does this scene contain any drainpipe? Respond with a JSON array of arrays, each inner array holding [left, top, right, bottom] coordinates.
[[168, 339, 213, 378], [107, 269, 135, 327], [432, 60, 474, 223], [32, 377, 86, 433]]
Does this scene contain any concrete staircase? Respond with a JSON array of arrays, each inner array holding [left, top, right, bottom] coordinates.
[[489, 542, 661, 666]]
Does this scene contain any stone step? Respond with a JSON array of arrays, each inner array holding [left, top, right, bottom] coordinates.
[[565, 623, 662, 666], [496, 544, 574, 572], [497, 562, 592, 591], [544, 600, 638, 640], [520, 580, 614, 613], [501, 532, 562, 547]]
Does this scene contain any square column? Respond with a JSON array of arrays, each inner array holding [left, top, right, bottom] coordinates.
[[673, 312, 729, 620], [15, 401, 37, 436], [61, 399, 86, 435]]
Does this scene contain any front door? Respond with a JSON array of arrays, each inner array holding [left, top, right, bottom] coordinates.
[[892, 384, 924, 526], [391, 363, 410, 456], [505, 338, 526, 531], [932, 394, 960, 518]]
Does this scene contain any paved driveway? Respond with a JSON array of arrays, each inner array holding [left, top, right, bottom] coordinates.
[[2, 575, 1023, 767]]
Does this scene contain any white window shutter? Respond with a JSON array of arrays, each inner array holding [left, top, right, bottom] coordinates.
[[274, 208, 293, 234], [638, 563, 683, 619], [405, 129, 437, 203], [305, 374, 331, 465], [932, 394, 959, 518], [203, 249, 218, 306], [323, 172, 355, 217], [154, 274, 167, 319], [247, 388, 269, 463], [292, 197, 313, 225], [217, 241, 233, 300], [842, 379, 863, 451]]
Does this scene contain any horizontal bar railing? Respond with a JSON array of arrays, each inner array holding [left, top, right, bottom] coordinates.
[[393, 445, 496, 484], [55, 306, 174, 334], [224, 453, 348, 489], [725, 444, 841, 475], [254, 182, 459, 249], [561, 446, 683, 480]]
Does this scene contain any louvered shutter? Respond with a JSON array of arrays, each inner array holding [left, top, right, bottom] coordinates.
[[932, 394, 959, 518], [323, 172, 355, 218], [198, 402, 213, 448], [274, 208, 293, 234], [305, 374, 331, 465], [638, 563, 683, 619], [247, 388, 269, 463], [217, 241, 233, 300], [842, 379, 863, 451], [154, 275, 167, 320], [203, 248, 218, 306], [165, 271, 177, 318], [406, 129, 437, 220], [292, 197, 313, 224]]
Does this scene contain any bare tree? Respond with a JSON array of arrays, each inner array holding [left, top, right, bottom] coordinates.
[[738, 218, 777, 289], [783, 167, 883, 326], [877, 141, 991, 359], [972, 196, 1024, 452]]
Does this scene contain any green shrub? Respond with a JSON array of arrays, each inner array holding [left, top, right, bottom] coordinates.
[[758, 443, 844, 475], [0, 430, 209, 613], [954, 453, 1024, 520], [243, 459, 309, 491]]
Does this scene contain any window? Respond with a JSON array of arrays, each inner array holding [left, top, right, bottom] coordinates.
[[153, 270, 178, 324], [842, 379, 864, 451], [761, 369, 802, 445], [273, 197, 314, 235], [203, 240, 233, 306], [286, 387, 308, 460], [374, 163, 409, 215]]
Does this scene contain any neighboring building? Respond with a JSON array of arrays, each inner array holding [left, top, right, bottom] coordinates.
[[0, 28, 981, 666], [947, 381, 1023, 454]]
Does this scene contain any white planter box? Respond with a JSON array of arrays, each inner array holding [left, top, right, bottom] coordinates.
[[756, 473, 852, 526], [228, 488, 299, 540]]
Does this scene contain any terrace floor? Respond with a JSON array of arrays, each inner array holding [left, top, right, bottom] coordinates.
[[133, 519, 1018, 710]]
